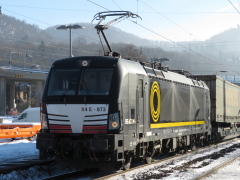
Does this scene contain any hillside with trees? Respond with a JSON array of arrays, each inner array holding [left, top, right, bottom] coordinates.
[[0, 14, 240, 75]]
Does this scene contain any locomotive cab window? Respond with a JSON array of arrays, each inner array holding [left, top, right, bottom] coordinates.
[[47, 68, 113, 96], [78, 69, 113, 95], [47, 69, 79, 96]]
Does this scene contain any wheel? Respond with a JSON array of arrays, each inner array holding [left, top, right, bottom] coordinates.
[[177, 143, 187, 154], [122, 156, 132, 170], [145, 156, 152, 164], [190, 136, 197, 150], [198, 139, 204, 146], [144, 152, 152, 164]]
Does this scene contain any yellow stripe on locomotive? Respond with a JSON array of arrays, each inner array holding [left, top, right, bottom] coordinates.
[[150, 120, 205, 128]]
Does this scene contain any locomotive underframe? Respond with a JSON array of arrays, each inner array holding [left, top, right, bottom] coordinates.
[[37, 124, 211, 170]]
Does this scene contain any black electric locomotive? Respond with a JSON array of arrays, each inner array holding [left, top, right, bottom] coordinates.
[[37, 55, 212, 169]]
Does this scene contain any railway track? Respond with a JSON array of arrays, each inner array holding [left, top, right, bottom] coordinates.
[[1, 138, 239, 179], [194, 155, 240, 180], [42, 168, 100, 180], [38, 138, 240, 180], [94, 138, 240, 180], [0, 158, 55, 175]]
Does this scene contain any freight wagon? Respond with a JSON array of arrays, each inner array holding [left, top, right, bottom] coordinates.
[[191, 75, 240, 139]]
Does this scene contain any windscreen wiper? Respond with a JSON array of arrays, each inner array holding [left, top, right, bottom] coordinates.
[[61, 79, 78, 96]]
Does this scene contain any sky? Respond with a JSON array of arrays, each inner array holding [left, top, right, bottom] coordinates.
[[1, 0, 240, 42]]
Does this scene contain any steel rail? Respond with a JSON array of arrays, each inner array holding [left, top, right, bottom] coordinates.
[[0, 159, 55, 175], [193, 155, 240, 180], [42, 169, 96, 180], [94, 138, 240, 180]]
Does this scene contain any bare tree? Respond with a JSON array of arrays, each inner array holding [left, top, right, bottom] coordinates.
[[120, 44, 145, 61]]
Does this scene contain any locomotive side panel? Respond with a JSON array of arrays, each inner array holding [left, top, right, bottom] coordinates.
[[117, 59, 147, 151], [140, 73, 211, 155], [158, 81, 206, 123], [124, 73, 138, 151], [146, 74, 210, 141]]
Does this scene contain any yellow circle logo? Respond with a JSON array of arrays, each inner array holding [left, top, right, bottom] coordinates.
[[150, 81, 161, 122]]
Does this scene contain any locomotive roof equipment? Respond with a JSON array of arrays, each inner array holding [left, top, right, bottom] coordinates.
[[92, 11, 142, 57]]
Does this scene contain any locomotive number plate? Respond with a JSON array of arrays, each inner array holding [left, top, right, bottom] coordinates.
[[80, 104, 108, 112]]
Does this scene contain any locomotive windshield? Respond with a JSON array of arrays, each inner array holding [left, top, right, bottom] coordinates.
[[47, 68, 113, 96]]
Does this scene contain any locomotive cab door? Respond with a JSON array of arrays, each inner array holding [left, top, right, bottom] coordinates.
[[136, 77, 144, 139]]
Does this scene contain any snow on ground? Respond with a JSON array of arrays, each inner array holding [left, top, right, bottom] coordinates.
[[108, 140, 240, 180], [203, 157, 240, 180], [0, 138, 38, 161], [0, 116, 39, 162], [1, 116, 240, 180]]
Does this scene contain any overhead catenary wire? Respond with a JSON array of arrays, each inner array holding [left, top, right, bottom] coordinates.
[[0, 3, 98, 12], [137, 0, 239, 73], [228, 0, 240, 14], [1, 1, 240, 75], [108, 1, 219, 60], [110, 1, 240, 51], [0, 5, 222, 53], [0, 33, 98, 58], [4, 1, 235, 71], [139, 0, 202, 41], [1, 2, 238, 46], [0, 4, 114, 64], [0, 6, 101, 60], [2, 3, 238, 15], [2, 7, 100, 43], [87, 0, 240, 75]]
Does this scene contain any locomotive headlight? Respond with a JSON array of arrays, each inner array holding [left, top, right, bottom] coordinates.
[[41, 113, 48, 129], [111, 121, 118, 128], [109, 112, 120, 130]]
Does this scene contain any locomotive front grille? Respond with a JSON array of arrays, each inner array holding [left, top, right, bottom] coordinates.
[[46, 104, 109, 134], [82, 114, 108, 134], [48, 114, 72, 133]]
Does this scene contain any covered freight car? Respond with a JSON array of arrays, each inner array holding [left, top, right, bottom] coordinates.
[[190, 75, 240, 139]]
